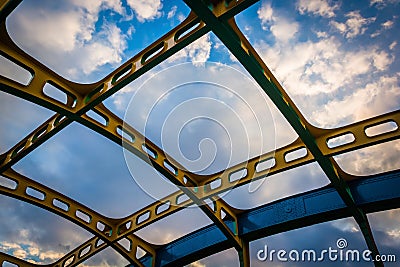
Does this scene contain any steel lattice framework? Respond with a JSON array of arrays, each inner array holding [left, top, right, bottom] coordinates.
[[0, 0, 399, 266]]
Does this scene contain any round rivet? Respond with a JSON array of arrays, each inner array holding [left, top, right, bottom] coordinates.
[[285, 206, 292, 213]]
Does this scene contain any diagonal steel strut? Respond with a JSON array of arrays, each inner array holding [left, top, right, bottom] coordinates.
[[183, 1, 383, 266]]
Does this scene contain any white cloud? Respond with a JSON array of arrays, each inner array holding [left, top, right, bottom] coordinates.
[[257, 1, 274, 23], [38, 250, 65, 261], [330, 21, 346, 34], [8, 0, 129, 81], [72, 0, 124, 16], [370, 0, 400, 7], [389, 41, 397, 50], [28, 246, 39, 256], [168, 34, 212, 66], [255, 3, 397, 128], [257, 2, 299, 43], [372, 50, 393, 71], [368, 209, 400, 248], [297, 0, 339, 18], [13, 248, 28, 259], [255, 36, 393, 98], [189, 261, 206, 267], [126, 25, 136, 38], [0, 241, 65, 264], [72, 22, 128, 75], [370, 19, 395, 37], [270, 19, 299, 43], [312, 75, 399, 127], [370, 0, 384, 5], [388, 229, 400, 238], [0, 241, 21, 250], [126, 0, 162, 22], [27, 259, 41, 264], [382, 20, 395, 29], [336, 141, 400, 176], [331, 218, 359, 233], [167, 5, 178, 20], [19, 229, 29, 239], [330, 11, 376, 38], [315, 30, 328, 38], [14, 9, 84, 52]]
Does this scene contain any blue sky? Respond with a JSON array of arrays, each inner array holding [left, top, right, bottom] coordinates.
[[0, 0, 399, 266]]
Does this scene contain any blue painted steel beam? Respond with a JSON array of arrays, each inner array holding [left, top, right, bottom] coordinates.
[[136, 170, 400, 266]]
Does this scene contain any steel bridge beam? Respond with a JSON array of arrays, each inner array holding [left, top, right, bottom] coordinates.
[[6, 167, 400, 267], [0, 0, 21, 19], [1, 109, 398, 266], [0, 1, 258, 264], [183, 1, 384, 265], [0, 0, 398, 266], [0, 168, 157, 267], [142, 169, 400, 266]]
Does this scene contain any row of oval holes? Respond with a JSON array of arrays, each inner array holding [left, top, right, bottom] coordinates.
[[4, 121, 398, 230], [11, 119, 398, 182], [2, 120, 398, 238], [4, 122, 399, 235], [61, 239, 147, 267], [82, 23, 205, 125], [116, 125, 182, 179], [117, 120, 400, 225], [43, 19, 203, 106], [62, 238, 106, 267], [0, 14, 201, 87], [10, 18, 202, 106], [0, 234, 103, 267], [63, 240, 146, 266], [0, 55, 79, 108], [2, 19, 204, 115], [206, 120, 400, 190], [326, 120, 398, 149], [10, 115, 66, 160], [1, 120, 398, 265], [0, 178, 148, 266], [0, 178, 117, 235], [0, 175, 178, 233], [116, 121, 399, 186], [3, 23, 397, 143]]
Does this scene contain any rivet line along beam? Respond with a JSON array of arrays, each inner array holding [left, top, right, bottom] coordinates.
[[0, 108, 398, 266], [182, 1, 382, 266], [1, 85, 398, 243], [226, 18, 384, 266], [150, 170, 400, 267]]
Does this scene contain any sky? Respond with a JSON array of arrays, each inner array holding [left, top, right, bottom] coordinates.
[[0, 0, 399, 266]]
